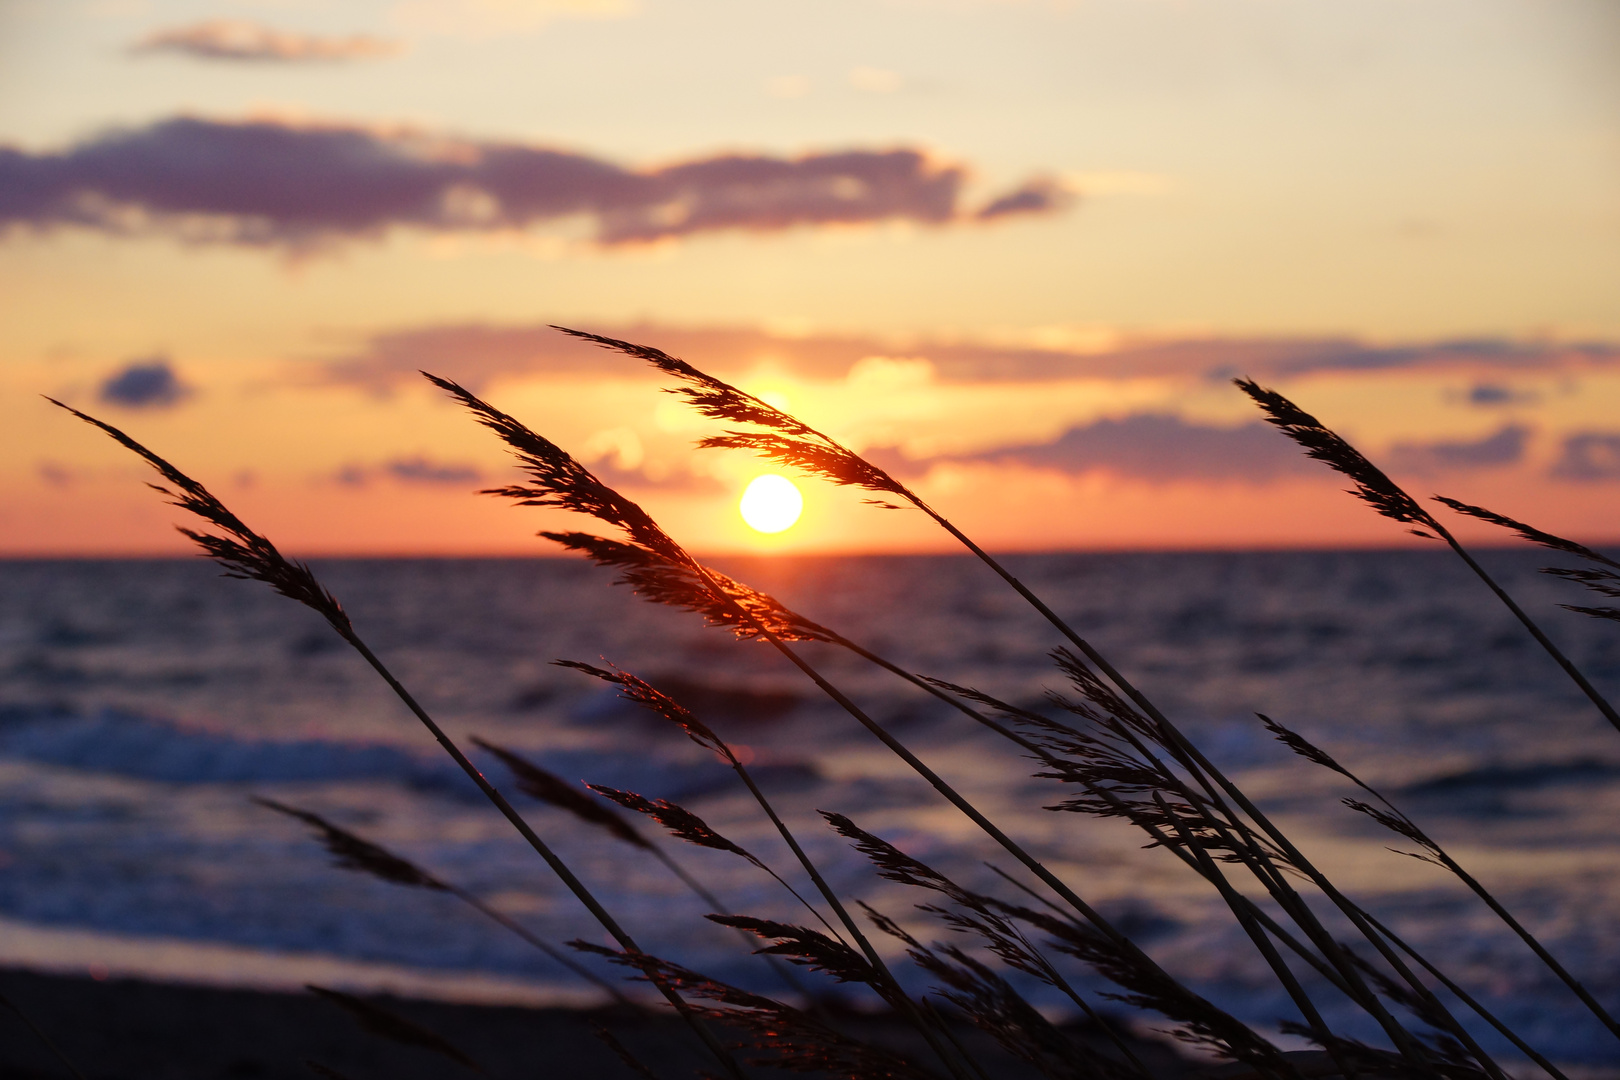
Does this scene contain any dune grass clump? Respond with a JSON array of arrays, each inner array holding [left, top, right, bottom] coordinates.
[[42, 332, 1620, 1080]]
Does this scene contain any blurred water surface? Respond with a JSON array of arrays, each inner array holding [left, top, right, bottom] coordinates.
[[1, 552, 1618, 1065]]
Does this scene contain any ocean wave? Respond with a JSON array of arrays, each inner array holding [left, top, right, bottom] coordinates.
[[0, 704, 817, 801]]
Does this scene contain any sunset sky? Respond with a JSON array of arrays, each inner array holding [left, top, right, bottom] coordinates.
[[3, 0, 1618, 555]]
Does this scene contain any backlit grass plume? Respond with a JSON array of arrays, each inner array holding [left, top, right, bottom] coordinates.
[[50, 396, 748, 1080], [445, 348, 1506, 1071], [1259, 716, 1620, 1042], [1435, 497, 1620, 624], [422, 373, 687, 563], [1234, 379, 1438, 536], [1235, 379, 1620, 735], [556, 327, 910, 504], [824, 812, 1293, 1076], [45, 398, 351, 637], [472, 738, 651, 850], [585, 784, 770, 868], [254, 797, 627, 1002]]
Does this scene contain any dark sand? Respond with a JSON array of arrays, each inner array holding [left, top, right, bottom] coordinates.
[[0, 967, 1196, 1080]]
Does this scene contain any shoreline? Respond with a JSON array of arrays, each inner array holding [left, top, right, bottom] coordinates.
[[0, 965, 1198, 1080]]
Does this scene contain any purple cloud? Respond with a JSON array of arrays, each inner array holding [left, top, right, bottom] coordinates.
[[0, 117, 1062, 249], [98, 357, 190, 408], [320, 321, 1620, 393], [335, 457, 484, 487], [975, 177, 1074, 221], [132, 21, 402, 63], [928, 414, 1317, 483], [1387, 425, 1529, 475], [1553, 433, 1620, 482]]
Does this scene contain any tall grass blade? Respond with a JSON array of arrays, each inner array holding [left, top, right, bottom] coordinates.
[[50, 400, 746, 1080], [1227, 382, 1620, 735], [433, 361, 1427, 1069], [1261, 715, 1620, 1040], [553, 662, 986, 1080], [253, 797, 629, 1003]]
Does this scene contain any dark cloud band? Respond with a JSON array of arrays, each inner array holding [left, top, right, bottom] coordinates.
[[319, 321, 1620, 392], [132, 21, 402, 63], [99, 357, 191, 409], [0, 117, 1060, 248], [935, 414, 1319, 483]]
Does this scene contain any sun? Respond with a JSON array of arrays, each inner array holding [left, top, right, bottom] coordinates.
[[739, 474, 803, 534]]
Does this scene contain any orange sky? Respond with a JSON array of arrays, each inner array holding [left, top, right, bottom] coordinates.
[[3, 0, 1617, 555]]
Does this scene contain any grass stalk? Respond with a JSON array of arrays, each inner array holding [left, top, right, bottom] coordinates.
[[1154, 796, 1355, 1079], [432, 369, 1272, 1067], [831, 626, 1435, 1062], [50, 400, 748, 1080], [1263, 716, 1620, 1042], [562, 664, 987, 1080], [254, 797, 630, 1004], [569, 331, 1470, 1066]]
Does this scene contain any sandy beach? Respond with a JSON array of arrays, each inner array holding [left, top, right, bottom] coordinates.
[[0, 966, 1202, 1080]]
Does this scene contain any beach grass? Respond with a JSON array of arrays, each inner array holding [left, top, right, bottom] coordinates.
[[34, 330, 1620, 1079]]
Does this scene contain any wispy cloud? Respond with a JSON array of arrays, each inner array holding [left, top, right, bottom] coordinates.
[[98, 357, 191, 408], [925, 414, 1317, 483], [975, 177, 1074, 221], [1552, 433, 1620, 482], [335, 457, 484, 487], [1463, 381, 1539, 407], [1388, 425, 1529, 475], [319, 320, 1620, 392], [131, 21, 403, 63], [0, 117, 1060, 250]]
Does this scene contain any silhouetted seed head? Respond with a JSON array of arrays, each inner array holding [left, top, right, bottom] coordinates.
[[48, 399, 352, 637], [820, 812, 956, 895], [910, 941, 1128, 1080], [586, 785, 767, 870], [861, 902, 925, 949], [472, 738, 650, 849], [1047, 648, 1170, 751], [1434, 497, 1620, 569], [1289, 950, 1486, 1074], [556, 660, 729, 759], [422, 373, 685, 564], [1259, 715, 1356, 782], [1561, 604, 1620, 624], [254, 798, 447, 891], [306, 985, 481, 1072], [555, 327, 913, 501], [706, 915, 879, 987], [984, 904, 1289, 1072], [569, 941, 935, 1079], [1235, 378, 1438, 535], [1341, 800, 1441, 865], [1434, 499, 1620, 622], [1543, 566, 1620, 599], [918, 901, 1055, 989], [543, 532, 836, 643]]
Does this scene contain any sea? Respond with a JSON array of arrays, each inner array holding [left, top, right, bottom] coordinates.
[[2, 551, 1618, 1070]]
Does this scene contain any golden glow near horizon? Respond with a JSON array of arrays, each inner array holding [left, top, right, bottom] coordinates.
[[0, 0, 1616, 554], [738, 475, 804, 534]]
